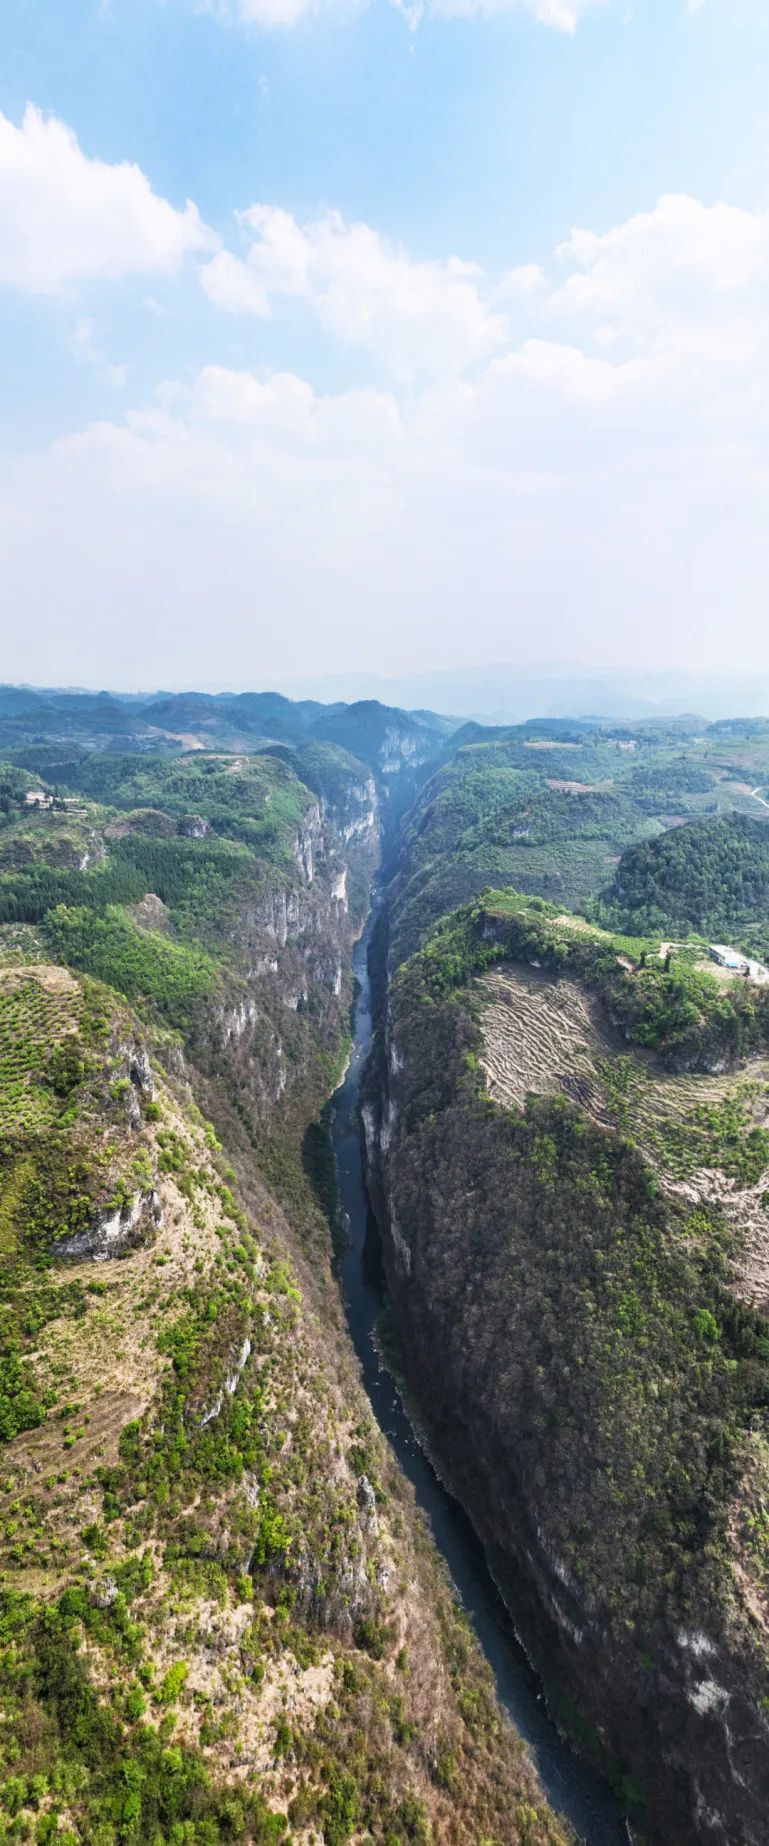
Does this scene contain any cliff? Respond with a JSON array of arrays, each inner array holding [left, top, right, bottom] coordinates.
[[366, 895, 769, 1845]]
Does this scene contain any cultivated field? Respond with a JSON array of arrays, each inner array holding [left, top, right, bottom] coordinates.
[[478, 962, 769, 1310], [0, 963, 82, 1134]]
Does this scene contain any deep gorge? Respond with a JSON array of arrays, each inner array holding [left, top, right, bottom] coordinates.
[[4, 702, 769, 1844], [332, 909, 627, 1845]]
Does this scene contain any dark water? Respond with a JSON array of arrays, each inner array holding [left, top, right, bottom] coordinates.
[[331, 918, 628, 1846]]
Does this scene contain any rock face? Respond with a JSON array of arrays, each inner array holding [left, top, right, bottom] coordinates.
[[129, 891, 172, 935], [202, 773, 379, 1133], [366, 933, 769, 1846], [105, 808, 175, 839], [179, 813, 209, 838], [55, 1186, 162, 1260]]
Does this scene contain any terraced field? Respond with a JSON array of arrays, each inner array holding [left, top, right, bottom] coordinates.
[[478, 967, 613, 1121], [0, 963, 82, 1133], [478, 962, 769, 1308]]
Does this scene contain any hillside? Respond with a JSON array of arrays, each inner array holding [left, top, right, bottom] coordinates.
[[598, 813, 769, 957], [365, 893, 769, 1843], [8, 696, 769, 1843], [0, 742, 566, 1845], [383, 720, 769, 974], [0, 688, 452, 785]]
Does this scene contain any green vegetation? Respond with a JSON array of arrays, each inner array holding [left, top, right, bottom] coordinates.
[[387, 1052, 769, 1617], [653, 1084, 769, 1185], [262, 740, 371, 821], [370, 718, 769, 1842], [305, 699, 439, 773], [44, 906, 217, 1028], [0, 751, 332, 1029], [0, 967, 159, 1461], [624, 759, 717, 806], [59, 753, 311, 854], [0, 1588, 290, 1844], [402, 889, 769, 1069], [378, 891, 769, 1832], [598, 812, 769, 952], [0, 859, 147, 926], [389, 742, 663, 965], [0, 972, 83, 1134], [382, 717, 769, 972], [0, 711, 569, 1846]]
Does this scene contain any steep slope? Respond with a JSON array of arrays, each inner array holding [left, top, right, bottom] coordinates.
[[0, 752, 566, 1845], [307, 704, 447, 838], [366, 894, 769, 1845]]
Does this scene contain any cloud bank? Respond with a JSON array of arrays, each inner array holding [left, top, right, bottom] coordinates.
[[2, 182, 768, 681]]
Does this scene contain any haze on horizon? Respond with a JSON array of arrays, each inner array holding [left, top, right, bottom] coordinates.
[[1, 0, 768, 691]]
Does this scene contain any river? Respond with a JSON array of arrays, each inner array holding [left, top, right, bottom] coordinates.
[[331, 915, 628, 1846]]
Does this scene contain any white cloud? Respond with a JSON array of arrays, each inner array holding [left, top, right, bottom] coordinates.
[[218, 0, 330, 21], [206, 0, 606, 27], [3, 185, 769, 683], [190, 0, 707, 30], [72, 318, 126, 388], [0, 104, 213, 295], [495, 263, 547, 300], [549, 194, 769, 361], [422, 0, 606, 28], [200, 205, 507, 377], [197, 360, 399, 432]]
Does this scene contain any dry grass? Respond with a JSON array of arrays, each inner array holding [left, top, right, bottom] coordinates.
[[478, 963, 769, 1309]]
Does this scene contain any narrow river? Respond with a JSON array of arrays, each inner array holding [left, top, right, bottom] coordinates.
[[332, 916, 628, 1846]]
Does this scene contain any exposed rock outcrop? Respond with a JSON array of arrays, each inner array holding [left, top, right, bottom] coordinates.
[[201, 771, 379, 1135]]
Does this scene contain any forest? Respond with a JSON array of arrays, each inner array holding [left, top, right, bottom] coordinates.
[[600, 813, 769, 945]]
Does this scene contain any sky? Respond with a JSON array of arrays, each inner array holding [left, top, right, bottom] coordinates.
[[1, 0, 768, 692]]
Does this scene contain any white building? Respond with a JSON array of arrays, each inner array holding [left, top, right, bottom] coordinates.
[[710, 944, 769, 983], [710, 944, 748, 972]]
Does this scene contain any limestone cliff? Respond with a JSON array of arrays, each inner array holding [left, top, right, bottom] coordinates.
[[366, 894, 769, 1845]]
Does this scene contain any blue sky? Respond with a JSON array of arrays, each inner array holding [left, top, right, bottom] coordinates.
[[1, 0, 768, 689]]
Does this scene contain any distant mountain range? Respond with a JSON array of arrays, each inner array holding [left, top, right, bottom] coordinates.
[[270, 664, 769, 725], [0, 685, 456, 782], [2, 675, 769, 765]]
